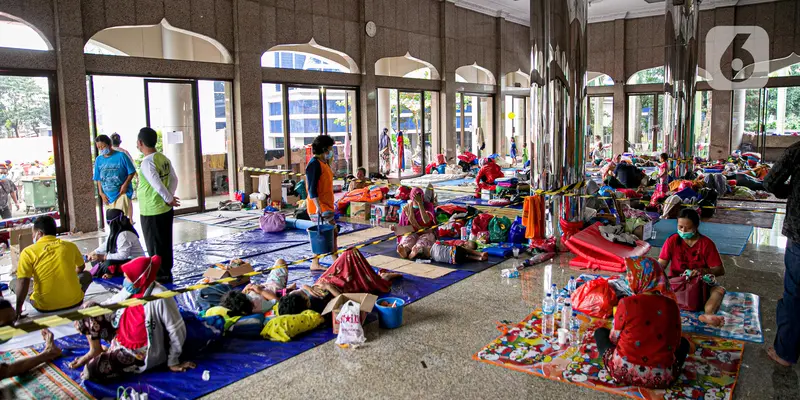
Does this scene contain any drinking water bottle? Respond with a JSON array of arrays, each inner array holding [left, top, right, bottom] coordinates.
[[561, 302, 572, 330], [567, 276, 577, 294], [569, 313, 581, 345], [542, 294, 556, 336]]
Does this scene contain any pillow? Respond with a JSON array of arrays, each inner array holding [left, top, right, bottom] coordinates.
[[260, 310, 324, 342], [228, 314, 266, 339]]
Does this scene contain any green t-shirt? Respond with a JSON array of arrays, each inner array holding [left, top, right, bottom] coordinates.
[[137, 152, 174, 216]]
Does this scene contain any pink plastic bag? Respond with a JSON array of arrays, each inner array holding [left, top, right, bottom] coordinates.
[[260, 211, 286, 233]]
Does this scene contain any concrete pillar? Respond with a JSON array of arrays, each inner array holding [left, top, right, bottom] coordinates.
[[729, 89, 746, 152], [361, 0, 379, 175], [160, 27, 197, 201], [663, 0, 700, 176], [441, 1, 457, 163], [611, 20, 626, 157], [233, 0, 265, 193], [53, 0, 96, 232]]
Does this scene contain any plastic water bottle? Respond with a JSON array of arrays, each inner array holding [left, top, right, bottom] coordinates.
[[202, 370, 210, 381], [569, 313, 581, 345], [561, 302, 572, 330], [567, 276, 577, 294], [556, 295, 565, 313], [542, 293, 556, 336]]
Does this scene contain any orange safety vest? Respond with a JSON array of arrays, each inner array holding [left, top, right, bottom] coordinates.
[[308, 159, 335, 215]]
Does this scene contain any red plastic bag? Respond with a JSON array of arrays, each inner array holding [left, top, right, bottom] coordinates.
[[570, 278, 618, 318], [470, 213, 494, 234], [669, 276, 709, 311], [395, 186, 412, 200]]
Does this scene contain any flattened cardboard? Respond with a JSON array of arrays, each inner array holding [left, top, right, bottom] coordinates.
[[349, 202, 371, 221], [366, 255, 454, 279], [202, 262, 254, 286]]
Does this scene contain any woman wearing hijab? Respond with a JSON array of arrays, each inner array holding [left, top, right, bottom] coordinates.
[[69, 256, 195, 380], [395, 188, 436, 259], [594, 256, 689, 389], [88, 209, 145, 278]]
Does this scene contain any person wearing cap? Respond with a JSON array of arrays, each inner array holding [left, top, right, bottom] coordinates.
[[0, 162, 19, 220], [69, 255, 195, 379]]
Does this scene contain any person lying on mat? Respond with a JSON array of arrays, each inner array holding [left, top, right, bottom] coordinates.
[[277, 249, 401, 315], [239, 259, 297, 313], [658, 208, 726, 326], [419, 240, 488, 264], [68, 256, 196, 380], [87, 209, 145, 279], [595, 257, 689, 389], [0, 325, 63, 379], [395, 188, 437, 260]]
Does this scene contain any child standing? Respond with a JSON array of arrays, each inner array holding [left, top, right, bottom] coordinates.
[[658, 153, 670, 186], [509, 137, 518, 167]]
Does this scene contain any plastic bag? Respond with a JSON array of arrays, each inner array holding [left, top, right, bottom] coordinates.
[[335, 300, 366, 347], [570, 277, 617, 318], [488, 216, 512, 243], [508, 216, 526, 243], [470, 213, 494, 235], [260, 211, 286, 233]]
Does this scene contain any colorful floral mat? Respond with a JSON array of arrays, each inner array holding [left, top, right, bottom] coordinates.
[[561, 274, 763, 343], [474, 310, 743, 400], [0, 348, 92, 399]]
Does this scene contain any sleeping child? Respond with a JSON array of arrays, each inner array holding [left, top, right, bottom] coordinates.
[[240, 259, 297, 313], [420, 240, 488, 264]]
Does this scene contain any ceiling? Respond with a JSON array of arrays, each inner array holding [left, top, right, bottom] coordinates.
[[453, 0, 778, 26]]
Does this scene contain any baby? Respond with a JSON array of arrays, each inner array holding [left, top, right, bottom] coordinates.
[[420, 240, 488, 264], [241, 259, 297, 313]]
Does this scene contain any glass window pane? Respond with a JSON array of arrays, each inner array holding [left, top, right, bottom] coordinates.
[[288, 87, 321, 174], [199, 80, 235, 210], [325, 89, 357, 176], [588, 95, 613, 158], [0, 75, 61, 226], [262, 83, 286, 169], [626, 94, 664, 156]]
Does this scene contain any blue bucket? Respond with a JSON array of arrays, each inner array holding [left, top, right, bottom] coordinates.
[[375, 297, 405, 329], [307, 222, 335, 254]]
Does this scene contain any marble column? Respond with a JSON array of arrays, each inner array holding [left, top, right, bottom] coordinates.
[[54, 0, 96, 232], [361, 0, 379, 175], [441, 1, 457, 162], [233, 0, 265, 193]]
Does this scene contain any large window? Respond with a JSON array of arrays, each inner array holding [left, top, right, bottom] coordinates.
[[694, 91, 712, 160], [377, 89, 437, 177], [734, 87, 800, 161], [588, 96, 613, 156], [263, 83, 358, 175], [627, 94, 665, 155], [456, 93, 493, 158], [0, 74, 64, 226]]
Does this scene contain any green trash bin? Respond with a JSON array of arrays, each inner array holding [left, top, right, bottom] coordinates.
[[22, 178, 57, 214]]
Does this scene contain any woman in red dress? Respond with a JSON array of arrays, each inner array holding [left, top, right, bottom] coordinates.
[[594, 256, 690, 389]]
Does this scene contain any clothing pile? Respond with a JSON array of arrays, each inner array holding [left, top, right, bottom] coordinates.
[[598, 224, 639, 246]]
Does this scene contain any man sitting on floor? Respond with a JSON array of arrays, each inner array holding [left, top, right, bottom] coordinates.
[[474, 157, 504, 197], [15, 216, 91, 319]]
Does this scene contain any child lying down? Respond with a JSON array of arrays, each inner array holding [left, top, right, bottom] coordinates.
[[221, 259, 297, 314], [419, 240, 488, 264]]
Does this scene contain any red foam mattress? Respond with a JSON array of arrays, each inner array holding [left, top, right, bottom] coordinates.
[[564, 222, 651, 273]]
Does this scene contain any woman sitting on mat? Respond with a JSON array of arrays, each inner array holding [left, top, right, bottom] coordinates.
[[69, 256, 195, 380], [87, 209, 145, 279], [594, 256, 690, 389], [277, 249, 401, 315], [658, 208, 726, 326], [395, 187, 437, 260]]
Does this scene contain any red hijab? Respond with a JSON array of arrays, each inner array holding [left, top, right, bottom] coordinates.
[[116, 256, 161, 349]]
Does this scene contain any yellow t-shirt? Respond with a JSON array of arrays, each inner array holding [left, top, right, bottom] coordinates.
[[17, 235, 85, 311]]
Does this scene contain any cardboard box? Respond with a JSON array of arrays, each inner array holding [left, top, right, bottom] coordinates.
[[480, 189, 492, 200], [349, 202, 371, 221], [322, 293, 378, 334], [9, 229, 33, 271], [371, 204, 387, 221], [255, 199, 268, 209], [633, 221, 654, 241], [202, 260, 254, 287]]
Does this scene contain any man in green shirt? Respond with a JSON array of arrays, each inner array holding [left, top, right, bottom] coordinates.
[[136, 127, 179, 283]]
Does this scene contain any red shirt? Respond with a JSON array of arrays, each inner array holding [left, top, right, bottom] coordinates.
[[658, 234, 723, 276], [611, 294, 682, 368]]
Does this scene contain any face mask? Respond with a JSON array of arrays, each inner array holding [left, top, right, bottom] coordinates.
[[677, 230, 695, 240], [0, 174, 6, 180], [99, 148, 110, 156], [327, 150, 334, 161], [123, 279, 140, 295]]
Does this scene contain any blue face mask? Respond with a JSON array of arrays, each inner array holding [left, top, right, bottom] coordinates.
[[123, 279, 140, 295], [677, 230, 695, 240], [0, 174, 6, 180], [99, 148, 110, 156]]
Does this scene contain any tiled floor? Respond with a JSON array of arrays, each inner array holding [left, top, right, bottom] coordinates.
[[1, 191, 797, 399]]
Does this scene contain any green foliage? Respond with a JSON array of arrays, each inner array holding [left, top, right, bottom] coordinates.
[[0, 76, 51, 138]]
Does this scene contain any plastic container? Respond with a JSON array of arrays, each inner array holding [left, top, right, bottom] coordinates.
[[542, 293, 555, 336], [436, 164, 446, 174], [308, 221, 335, 254], [375, 297, 405, 329]]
